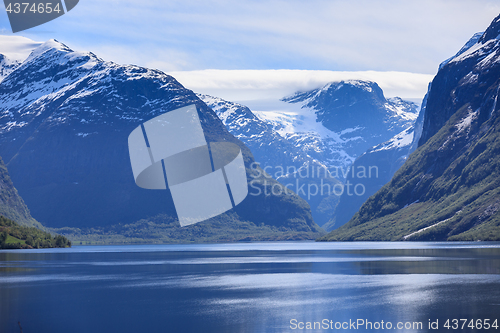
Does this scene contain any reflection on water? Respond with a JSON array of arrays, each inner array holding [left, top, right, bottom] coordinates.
[[0, 242, 499, 333]]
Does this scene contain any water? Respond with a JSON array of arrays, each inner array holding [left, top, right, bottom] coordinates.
[[1, 242, 500, 333]]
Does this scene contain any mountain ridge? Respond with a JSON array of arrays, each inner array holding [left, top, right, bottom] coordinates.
[[0, 38, 322, 241], [320, 14, 500, 241], [201, 81, 419, 229]]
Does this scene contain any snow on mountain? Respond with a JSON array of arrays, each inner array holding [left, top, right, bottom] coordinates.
[[291, 80, 417, 135], [386, 97, 419, 120], [323, 122, 420, 232], [371, 126, 414, 152], [0, 55, 20, 83], [0, 37, 320, 236], [252, 101, 357, 172], [0, 38, 195, 142], [253, 80, 419, 173], [198, 93, 321, 172], [439, 32, 484, 70], [201, 81, 420, 228], [419, 28, 500, 146]]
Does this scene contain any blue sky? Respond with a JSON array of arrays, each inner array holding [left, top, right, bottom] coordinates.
[[1, 1, 499, 101], [1, 0, 499, 73]]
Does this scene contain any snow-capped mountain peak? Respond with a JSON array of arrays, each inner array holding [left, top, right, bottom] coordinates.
[[201, 81, 421, 229], [26, 39, 73, 61], [22, 39, 102, 71], [203, 79, 420, 175], [0, 37, 322, 235], [271, 80, 419, 166]]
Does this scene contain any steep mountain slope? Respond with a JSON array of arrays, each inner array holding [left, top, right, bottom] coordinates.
[[0, 55, 21, 82], [0, 156, 41, 228], [323, 125, 417, 231], [0, 39, 321, 240], [320, 15, 500, 241]]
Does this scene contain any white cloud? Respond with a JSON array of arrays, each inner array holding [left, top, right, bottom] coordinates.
[[1, 0, 496, 104], [169, 69, 434, 103], [0, 35, 42, 61], [7, 0, 499, 74]]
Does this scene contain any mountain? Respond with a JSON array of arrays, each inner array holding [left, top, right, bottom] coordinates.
[[280, 80, 418, 167], [0, 55, 21, 82], [201, 82, 418, 228], [199, 94, 341, 227], [198, 94, 319, 172], [0, 155, 42, 228], [320, 14, 500, 241], [0, 37, 322, 241]]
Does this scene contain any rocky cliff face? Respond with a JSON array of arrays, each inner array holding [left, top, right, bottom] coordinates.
[[0, 155, 41, 228], [320, 14, 500, 241]]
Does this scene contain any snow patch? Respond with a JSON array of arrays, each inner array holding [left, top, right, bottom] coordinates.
[[252, 100, 345, 142], [403, 210, 462, 240], [76, 132, 98, 137], [372, 126, 414, 152], [456, 109, 478, 134], [25, 39, 72, 63], [449, 38, 497, 65], [2, 121, 28, 131]]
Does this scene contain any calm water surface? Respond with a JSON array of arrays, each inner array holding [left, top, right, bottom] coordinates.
[[1, 242, 500, 333]]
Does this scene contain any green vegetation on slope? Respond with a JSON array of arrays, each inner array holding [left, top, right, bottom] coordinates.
[[0, 156, 42, 228], [0, 215, 71, 249], [319, 103, 500, 241], [319, 16, 500, 242], [54, 213, 325, 245]]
